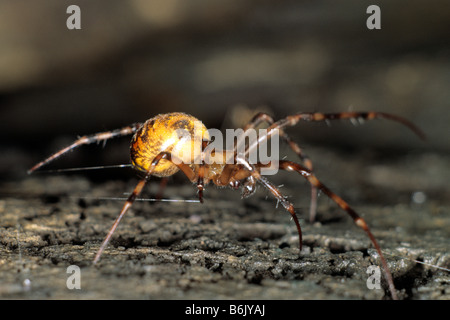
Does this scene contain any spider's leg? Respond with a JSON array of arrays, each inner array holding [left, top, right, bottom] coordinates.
[[93, 152, 197, 264], [93, 174, 148, 264], [28, 123, 143, 174], [284, 112, 425, 140], [257, 174, 303, 252], [244, 111, 424, 223], [196, 140, 212, 203], [154, 177, 169, 202], [275, 159, 398, 300], [233, 157, 303, 256], [240, 112, 319, 221], [242, 112, 314, 169], [196, 165, 206, 203], [281, 134, 318, 222], [245, 111, 425, 162]]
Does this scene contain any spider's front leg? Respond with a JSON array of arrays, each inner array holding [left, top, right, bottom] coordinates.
[[28, 123, 143, 174], [243, 112, 318, 221], [245, 111, 425, 165], [263, 111, 425, 146], [242, 110, 425, 223], [232, 157, 304, 254], [276, 159, 399, 300], [242, 112, 313, 170], [233, 156, 398, 299]]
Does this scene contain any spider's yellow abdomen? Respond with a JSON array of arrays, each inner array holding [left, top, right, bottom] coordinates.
[[130, 112, 209, 177]]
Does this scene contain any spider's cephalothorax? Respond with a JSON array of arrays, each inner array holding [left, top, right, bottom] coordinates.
[[28, 110, 425, 300]]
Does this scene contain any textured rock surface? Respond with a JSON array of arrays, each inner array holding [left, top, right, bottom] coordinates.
[[1, 147, 448, 300], [0, 1, 449, 300]]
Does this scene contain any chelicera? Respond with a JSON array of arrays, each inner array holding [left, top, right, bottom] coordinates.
[[28, 111, 425, 299]]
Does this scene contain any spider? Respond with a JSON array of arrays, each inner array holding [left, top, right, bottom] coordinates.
[[28, 111, 425, 299]]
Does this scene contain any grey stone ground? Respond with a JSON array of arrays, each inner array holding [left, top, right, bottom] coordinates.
[[1, 146, 448, 300]]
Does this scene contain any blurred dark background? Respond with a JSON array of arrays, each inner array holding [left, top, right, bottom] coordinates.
[[1, 0, 449, 180]]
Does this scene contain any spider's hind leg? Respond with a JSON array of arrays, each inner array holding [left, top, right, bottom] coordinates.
[[28, 123, 143, 173]]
